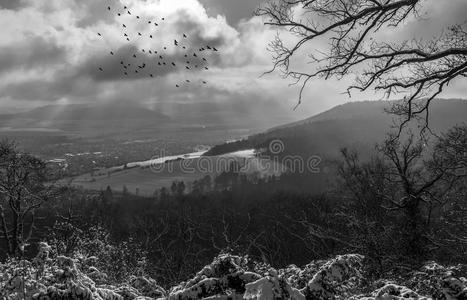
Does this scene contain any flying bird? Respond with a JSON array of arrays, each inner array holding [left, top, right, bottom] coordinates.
[[97, 10, 218, 86]]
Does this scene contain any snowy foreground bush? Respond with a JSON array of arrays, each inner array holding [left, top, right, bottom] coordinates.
[[1, 243, 466, 299]]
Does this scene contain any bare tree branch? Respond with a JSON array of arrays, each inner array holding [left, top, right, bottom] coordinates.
[[257, 0, 467, 130]]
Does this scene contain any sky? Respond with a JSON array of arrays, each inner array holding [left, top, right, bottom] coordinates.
[[0, 0, 466, 124]]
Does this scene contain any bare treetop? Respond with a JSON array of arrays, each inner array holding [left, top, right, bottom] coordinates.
[[257, 0, 467, 131]]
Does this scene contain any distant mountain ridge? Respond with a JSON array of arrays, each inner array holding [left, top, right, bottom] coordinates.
[[2, 103, 170, 121], [206, 99, 467, 158], [0, 100, 299, 134]]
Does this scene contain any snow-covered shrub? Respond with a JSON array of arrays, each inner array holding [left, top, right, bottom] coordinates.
[[303, 254, 364, 299], [168, 253, 262, 299], [371, 283, 427, 299], [405, 261, 467, 299], [244, 269, 305, 300], [129, 276, 166, 298], [280, 260, 328, 290], [1, 245, 466, 300], [48, 223, 148, 284]]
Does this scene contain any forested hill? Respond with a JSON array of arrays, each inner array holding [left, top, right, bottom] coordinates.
[[205, 99, 467, 158]]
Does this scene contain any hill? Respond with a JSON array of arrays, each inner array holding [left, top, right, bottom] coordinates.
[[0, 100, 299, 135], [206, 99, 467, 159], [0, 103, 171, 134]]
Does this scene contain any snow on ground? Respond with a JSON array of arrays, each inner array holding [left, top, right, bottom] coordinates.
[[3, 247, 465, 300]]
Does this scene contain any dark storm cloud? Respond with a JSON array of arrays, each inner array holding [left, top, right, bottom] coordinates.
[[173, 11, 228, 47], [199, 0, 264, 26], [76, 43, 217, 82], [0, 37, 67, 75], [0, 0, 26, 10]]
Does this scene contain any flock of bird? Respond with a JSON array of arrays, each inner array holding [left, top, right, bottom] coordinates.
[[97, 4, 218, 88]]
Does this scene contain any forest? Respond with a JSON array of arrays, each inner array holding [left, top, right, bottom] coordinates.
[[0, 125, 465, 299]]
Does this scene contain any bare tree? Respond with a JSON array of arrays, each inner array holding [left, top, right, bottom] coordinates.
[[428, 125, 467, 252], [339, 127, 466, 259], [256, 0, 467, 130], [0, 141, 53, 257]]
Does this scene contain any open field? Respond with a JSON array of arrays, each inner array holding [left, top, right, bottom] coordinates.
[[69, 150, 283, 196]]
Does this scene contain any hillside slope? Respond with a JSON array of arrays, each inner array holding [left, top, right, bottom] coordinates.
[[207, 99, 467, 158]]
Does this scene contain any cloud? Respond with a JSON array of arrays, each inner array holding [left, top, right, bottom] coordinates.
[[0, 0, 465, 123], [0, 0, 270, 103], [198, 0, 264, 26], [0, 0, 27, 10], [0, 36, 67, 75]]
